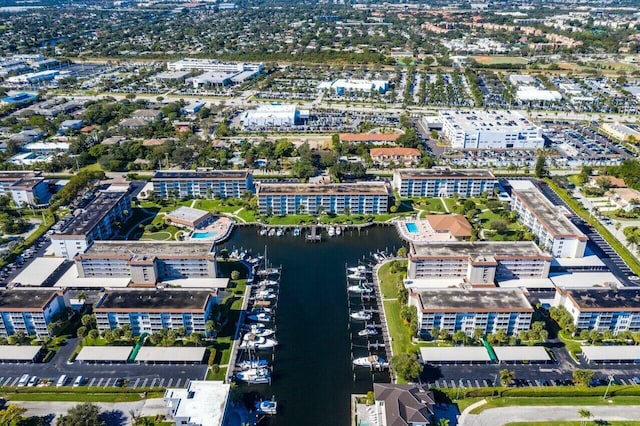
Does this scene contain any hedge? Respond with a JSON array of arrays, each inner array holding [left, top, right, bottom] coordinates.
[[435, 385, 640, 401]]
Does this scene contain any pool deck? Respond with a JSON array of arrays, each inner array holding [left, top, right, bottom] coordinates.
[[188, 216, 234, 243], [395, 219, 457, 243]]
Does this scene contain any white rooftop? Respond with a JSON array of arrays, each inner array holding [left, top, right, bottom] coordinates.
[[136, 346, 206, 363], [493, 346, 551, 362], [165, 206, 210, 224], [581, 345, 640, 362], [163, 277, 229, 289], [11, 257, 66, 287], [0, 345, 42, 361], [550, 272, 623, 289], [552, 254, 605, 268], [403, 278, 464, 290], [76, 346, 132, 362], [54, 264, 131, 289], [419, 346, 491, 363], [439, 110, 538, 133], [497, 278, 556, 289], [165, 380, 230, 426], [516, 86, 562, 102]]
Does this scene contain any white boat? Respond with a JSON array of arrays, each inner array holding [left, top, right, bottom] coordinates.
[[248, 312, 272, 322], [257, 268, 280, 276], [258, 280, 279, 287], [276, 228, 284, 237], [348, 284, 373, 294], [237, 359, 269, 370], [256, 399, 277, 415], [250, 307, 272, 314], [358, 326, 378, 337], [353, 355, 388, 368], [259, 229, 267, 236], [246, 324, 275, 338], [373, 253, 385, 262], [240, 334, 278, 350], [347, 273, 367, 280], [255, 290, 277, 300], [268, 228, 276, 237], [336, 226, 342, 236], [235, 368, 271, 384], [347, 266, 368, 274], [328, 226, 336, 237], [293, 227, 301, 237], [231, 249, 239, 258], [239, 251, 248, 260], [350, 311, 372, 321]]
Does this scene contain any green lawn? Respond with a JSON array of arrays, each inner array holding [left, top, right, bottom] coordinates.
[[7, 391, 164, 403], [194, 199, 243, 213], [206, 366, 228, 381], [378, 260, 407, 298], [507, 422, 640, 426], [384, 300, 416, 356], [471, 396, 640, 414], [141, 231, 173, 241], [558, 330, 583, 359]]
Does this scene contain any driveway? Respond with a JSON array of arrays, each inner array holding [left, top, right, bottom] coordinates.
[[464, 405, 640, 426]]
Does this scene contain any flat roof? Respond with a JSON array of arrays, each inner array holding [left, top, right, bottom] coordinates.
[[54, 191, 129, 237], [79, 241, 214, 261], [165, 206, 211, 224], [163, 277, 229, 289], [550, 272, 622, 289], [76, 346, 132, 362], [404, 277, 465, 290], [0, 289, 59, 311], [95, 290, 213, 312], [493, 346, 551, 362], [165, 381, 230, 426], [153, 170, 249, 181], [413, 288, 533, 313], [0, 171, 39, 181], [581, 345, 640, 361], [497, 278, 556, 289], [257, 182, 389, 196], [439, 109, 539, 133], [564, 288, 640, 311], [420, 347, 491, 363], [410, 241, 547, 260], [11, 257, 66, 287], [135, 346, 206, 362], [394, 168, 496, 180], [552, 254, 605, 268], [54, 264, 131, 288], [0, 345, 42, 361], [511, 186, 587, 239]]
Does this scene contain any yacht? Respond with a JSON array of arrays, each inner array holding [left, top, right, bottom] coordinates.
[[231, 249, 239, 258], [247, 325, 275, 338], [350, 311, 372, 321], [257, 279, 279, 287], [348, 284, 373, 294], [347, 266, 368, 274], [255, 289, 277, 300], [248, 312, 272, 322], [256, 399, 277, 415], [259, 228, 268, 236], [327, 226, 336, 237], [240, 334, 278, 350], [358, 326, 378, 337], [336, 226, 342, 236], [237, 359, 269, 370], [257, 268, 280, 276], [373, 252, 387, 262], [268, 228, 276, 237], [235, 368, 271, 384], [293, 227, 301, 237], [276, 228, 284, 237], [347, 272, 367, 280], [353, 355, 388, 368]]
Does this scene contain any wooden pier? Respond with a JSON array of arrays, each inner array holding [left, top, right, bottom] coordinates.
[[226, 282, 252, 383], [305, 225, 321, 242], [371, 263, 393, 360]]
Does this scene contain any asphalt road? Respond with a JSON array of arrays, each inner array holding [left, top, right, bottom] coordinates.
[[464, 405, 640, 426]]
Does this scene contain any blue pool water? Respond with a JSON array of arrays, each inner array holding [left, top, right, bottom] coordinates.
[[192, 231, 218, 239], [405, 222, 419, 234]]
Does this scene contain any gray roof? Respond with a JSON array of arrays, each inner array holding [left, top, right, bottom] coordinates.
[[373, 383, 434, 426], [78, 240, 214, 260], [257, 182, 389, 195], [413, 288, 533, 313], [165, 206, 211, 224], [0, 345, 42, 361], [581, 345, 640, 361], [395, 168, 496, 180], [565, 288, 640, 311], [76, 346, 132, 362], [54, 191, 129, 237], [493, 346, 551, 362], [95, 289, 213, 312], [410, 241, 547, 259], [153, 170, 249, 181], [419, 347, 491, 363], [135, 346, 206, 362]]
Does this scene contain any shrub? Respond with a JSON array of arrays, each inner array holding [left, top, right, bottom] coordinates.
[[208, 349, 217, 366]]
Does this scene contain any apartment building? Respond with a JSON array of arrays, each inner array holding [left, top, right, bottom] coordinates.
[[370, 147, 422, 167], [0, 289, 68, 337], [75, 241, 218, 285], [409, 288, 534, 337], [554, 288, 640, 334], [439, 110, 544, 150], [256, 182, 390, 215], [392, 168, 498, 198], [94, 289, 218, 336], [152, 170, 254, 199], [0, 171, 50, 207], [509, 181, 587, 258], [407, 241, 552, 285], [51, 191, 131, 259]]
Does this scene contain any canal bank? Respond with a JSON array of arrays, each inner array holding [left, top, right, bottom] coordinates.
[[221, 225, 404, 426]]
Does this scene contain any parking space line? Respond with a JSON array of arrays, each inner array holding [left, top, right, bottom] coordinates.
[[175, 378, 181, 387], [88, 378, 96, 387], [166, 378, 173, 387], [159, 378, 165, 387], [10, 377, 19, 386], [467, 379, 472, 387], [151, 378, 157, 387], [482, 379, 488, 387], [133, 378, 140, 388], [141, 378, 149, 388], [97, 378, 105, 387], [104, 378, 111, 387], [450, 380, 455, 388]]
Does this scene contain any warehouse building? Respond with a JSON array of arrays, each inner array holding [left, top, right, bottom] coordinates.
[[242, 104, 309, 128], [152, 170, 253, 199], [317, 78, 389, 94], [392, 168, 497, 198]]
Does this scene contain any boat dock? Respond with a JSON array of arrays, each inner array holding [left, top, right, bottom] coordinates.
[[306, 226, 321, 242], [371, 263, 393, 360]]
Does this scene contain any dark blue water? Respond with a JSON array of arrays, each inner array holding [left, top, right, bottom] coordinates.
[[222, 225, 403, 426]]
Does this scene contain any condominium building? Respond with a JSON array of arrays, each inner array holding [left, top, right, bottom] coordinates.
[[439, 110, 544, 150], [75, 241, 218, 285], [0, 289, 68, 337], [554, 288, 640, 334], [392, 168, 498, 198], [94, 289, 218, 336], [256, 182, 390, 215], [407, 241, 552, 285], [152, 170, 254, 199], [0, 171, 50, 207], [409, 288, 534, 336], [370, 147, 422, 167], [509, 181, 587, 258], [51, 191, 132, 259]]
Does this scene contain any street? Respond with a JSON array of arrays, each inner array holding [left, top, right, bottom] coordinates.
[[464, 405, 640, 426]]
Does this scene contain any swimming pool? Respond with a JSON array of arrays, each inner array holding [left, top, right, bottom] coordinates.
[[405, 222, 419, 234], [192, 231, 218, 239]]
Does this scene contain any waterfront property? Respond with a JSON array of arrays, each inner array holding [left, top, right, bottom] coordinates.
[[409, 288, 534, 337], [509, 180, 587, 258], [392, 168, 498, 198], [371, 383, 435, 426], [165, 206, 213, 229], [554, 288, 640, 334], [0, 289, 68, 337], [74, 241, 219, 285], [164, 380, 230, 426], [406, 241, 552, 288], [51, 190, 132, 259], [152, 169, 254, 199], [397, 215, 472, 243], [94, 289, 218, 336], [256, 182, 390, 215]]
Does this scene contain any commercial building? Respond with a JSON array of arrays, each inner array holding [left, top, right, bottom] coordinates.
[[409, 288, 534, 336], [152, 170, 254, 199], [168, 59, 263, 75], [165, 207, 213, 229], [0, 289, 68, 337], [601, 122, 640, 143], [392, 168, 498, 198], [51, 191, 132, 259], [94, 289, 218, 336], [339, 133, 401, 145], [370, 147, 422, 167], [317, 79, 389, 94], [407, 241, 552, 286], [0, 92, 37, 105], [242, 104, 309, 128], [372, 384, 435, 426], [164, 380, 230, 426], [256, 182, 390, 215], [439, 110, 544, 150], [515, 87, 562, 103], [509, 181, 587, 258], [75, 241, 218, 285], [554, 288, 640, 334]]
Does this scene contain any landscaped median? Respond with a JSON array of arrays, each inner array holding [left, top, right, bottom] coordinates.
[[506, 422, 640, 426], [1, 386, 164, 403]]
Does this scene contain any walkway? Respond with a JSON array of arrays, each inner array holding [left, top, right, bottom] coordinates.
[[463, 405, 640, 426], [440, 197, 450, 213], [124, 207, 157, 240]]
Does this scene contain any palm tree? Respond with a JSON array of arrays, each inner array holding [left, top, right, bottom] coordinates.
[[578, 409, 592, 426]]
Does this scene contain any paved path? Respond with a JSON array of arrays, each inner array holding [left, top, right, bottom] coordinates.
[[463, 405, 640, 426]]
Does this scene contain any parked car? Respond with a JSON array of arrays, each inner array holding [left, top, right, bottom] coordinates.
[[27, 376, 39, 387], [17, 374, 29, 387], [56, 375, 68, 387], [73, 376, 84, 387]]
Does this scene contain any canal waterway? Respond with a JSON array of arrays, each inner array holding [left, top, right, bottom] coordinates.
[[222, 225, 404, 426]]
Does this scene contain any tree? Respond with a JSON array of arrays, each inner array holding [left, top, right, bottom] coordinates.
[[535, 154, 548, 178], [230, 270, 240, 281], [499, 369, 515, 387], [452, 330, 468, 345], [397, 247, 408, 257], [57, 403, 104, 426], [490, 219, 508, 234], [0, 404, 27, 425], [436, 419, 450, 426], [88, 329, 99, 340], [573, 369, 595, 387], [391, 353, 423, 382], [76, 326, 87, 338], [578, 409, 593, 426]]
